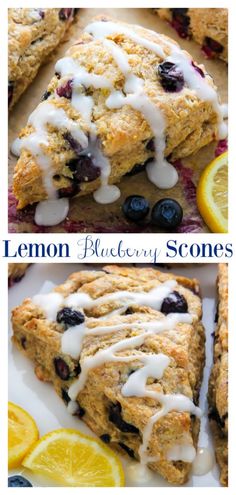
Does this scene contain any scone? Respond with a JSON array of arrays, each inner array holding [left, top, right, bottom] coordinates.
[[12, 16, 227, 225], [155, 9, 228, 62], [8, 8, 76, 109], [208, 264, 228, 486], [12, 265, 205, 485], [8, 263, 30, 286]]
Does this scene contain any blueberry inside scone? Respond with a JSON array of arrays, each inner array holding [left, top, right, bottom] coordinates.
[[12, 266, 205, 485], [12, 17, 227, 227]]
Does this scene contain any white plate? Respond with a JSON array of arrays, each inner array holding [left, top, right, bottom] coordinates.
[[8, 263, 221, 487]]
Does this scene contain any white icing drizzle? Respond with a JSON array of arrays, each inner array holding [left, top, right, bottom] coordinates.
[[32, 278, 201, 467]]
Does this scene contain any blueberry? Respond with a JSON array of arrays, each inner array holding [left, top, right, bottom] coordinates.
[[126, 163, 145, 176], [126, 158, 153, 177], [122, 195, 150, 222], [118, 442, 135, 458], [72, 402, 85, 418], [146, 138, 155, 152], [8, 476, 32, 487], [205, 37, 223, 54], [61, 388, 70, 404], [109, 402, 139, 433], [161, 291, 188, 314], [8, 82, 14, 106], [56, 79, 73, 99], [100, 433, 111, 443], [38, 9, 45, 19], [42, 90, 51, 101], [74, 362, 81, 376], [57, 307, 85, 328], [67, 156, 101, 183], [191, 61, 205, 78], [158, 62, 184, 92], [208, 408, 226, 429], [21, 337, 27, 349], [54, 357, 70, 380], [151, 198, 183, 229], [59, 8, 74, 21]]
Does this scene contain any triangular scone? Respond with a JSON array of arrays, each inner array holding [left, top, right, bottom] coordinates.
[[12, 266, 205, 485], [154, 9, 228, 63], [13, 16, 224, 209], [8, 8, 76, 110], [208, 264, 228, 486]]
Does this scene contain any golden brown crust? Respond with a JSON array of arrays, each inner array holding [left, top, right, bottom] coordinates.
[[8, 8, 75, 109], [155, 8, 228, 62], [208, 263, 228, 486], [13, 16, 220, 209], [12, 266, 205, 485]]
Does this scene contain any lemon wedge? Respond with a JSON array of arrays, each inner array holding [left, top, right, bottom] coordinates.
[[22, 428, 125, 487], [197, 152, 228, 233], [8, 402, 39, 469]]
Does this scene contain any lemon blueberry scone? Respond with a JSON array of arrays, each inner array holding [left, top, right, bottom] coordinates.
[[8, 263, 30, 286], [208, 264, 228, 486], [155, 9, 228, 63], [12, 17, 227, 226], [12, 266, 205, 485], [8, 8, 77, 110]]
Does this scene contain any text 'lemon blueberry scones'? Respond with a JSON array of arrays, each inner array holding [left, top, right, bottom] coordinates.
[[12, 17, 227, 227], [8, 8, 77, 110], [155, 9, 228, 62], [12, 266, 205, 485], [208, 264, 228, 486]]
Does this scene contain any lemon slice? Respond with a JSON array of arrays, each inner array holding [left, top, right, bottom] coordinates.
[[22, 428, 125, 487], [197, 152, 228, 233], [8, 402, 39, 469]]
